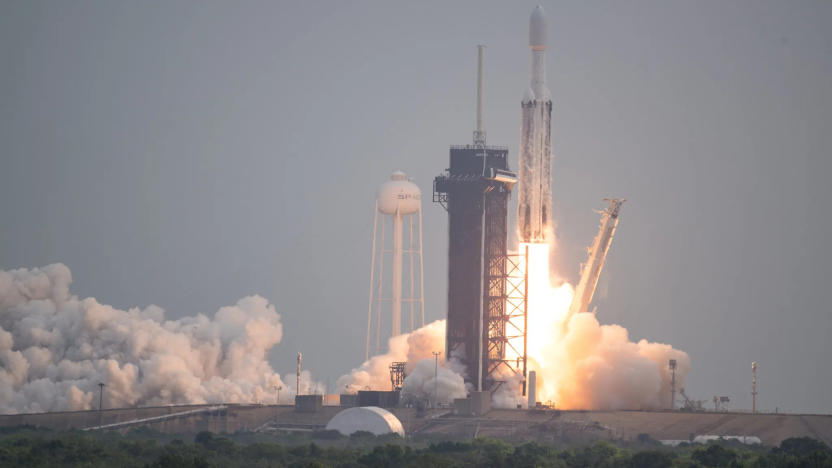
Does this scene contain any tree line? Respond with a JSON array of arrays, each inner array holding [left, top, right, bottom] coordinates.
[[0, 425, 829, 467]]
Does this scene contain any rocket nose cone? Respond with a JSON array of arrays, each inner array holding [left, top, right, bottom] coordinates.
[[529, 5, 547, 48]]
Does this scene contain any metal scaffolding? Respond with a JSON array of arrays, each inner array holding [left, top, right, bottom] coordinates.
[[389, 362, 406, 392], [485, 246, 529, 394]]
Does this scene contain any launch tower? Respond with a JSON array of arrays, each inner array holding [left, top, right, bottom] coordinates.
[[434, 46, 526, 392]]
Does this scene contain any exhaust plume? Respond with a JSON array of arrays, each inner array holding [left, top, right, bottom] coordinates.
[[515, 243, 691, 410], [338, 319, 468, 404], [0, 264, 309, 413]]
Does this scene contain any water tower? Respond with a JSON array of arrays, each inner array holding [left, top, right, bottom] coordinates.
[[366, 171, 425, 359]]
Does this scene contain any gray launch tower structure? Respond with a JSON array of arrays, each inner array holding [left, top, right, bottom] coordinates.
[[434, 47, 527, 393]]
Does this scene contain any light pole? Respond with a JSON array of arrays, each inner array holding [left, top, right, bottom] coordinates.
[[273, 385, 281, 421], [97, 382, 105, 427], [432, 351, 441, 408]]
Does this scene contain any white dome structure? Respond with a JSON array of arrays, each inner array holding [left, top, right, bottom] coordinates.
[[325, 406, 405, 437]]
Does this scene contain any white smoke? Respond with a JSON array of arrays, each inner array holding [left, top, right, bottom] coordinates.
[[337, 320, 468, 405], [0, 264, 312, 414], [530, 311, 691, 410], [400, 358, 468, 405], [0, 262, 687, 414], [488, 367, 527, 409]]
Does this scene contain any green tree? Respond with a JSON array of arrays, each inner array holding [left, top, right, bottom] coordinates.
[[628, 450, 673, 468], [692, 444, 737, 467], [359, 444, 406, 468], [562, 441, 624, 468], [512, 441, 565, 468], [776, 437, 830, 457]]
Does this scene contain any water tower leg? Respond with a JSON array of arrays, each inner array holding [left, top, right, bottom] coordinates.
[[366, 202, 379, 361], [392, 210, 403, 337], [376, 219, 386, 355], [409, 214, 415, 332], [418, 207, 425, 328]]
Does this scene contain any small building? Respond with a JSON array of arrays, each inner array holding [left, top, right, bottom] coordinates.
[[357, 390, 399, 408], [453, 391, 491, 416], [339, 394, 358, 407], [294, 395, 323, 413], [322, 394, 340, 406], [325, 406, 405, 437]]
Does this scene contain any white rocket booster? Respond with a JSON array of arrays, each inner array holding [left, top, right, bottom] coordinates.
[[518, 5, 553, 244]]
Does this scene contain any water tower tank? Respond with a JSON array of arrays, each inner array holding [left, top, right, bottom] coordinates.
[[377, 171, 421, 215]]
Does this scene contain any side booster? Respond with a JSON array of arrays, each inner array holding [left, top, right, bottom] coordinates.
[[518, 5, 553, 244]]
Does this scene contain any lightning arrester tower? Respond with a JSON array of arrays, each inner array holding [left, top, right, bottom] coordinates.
[[366, 171, 425, 359]]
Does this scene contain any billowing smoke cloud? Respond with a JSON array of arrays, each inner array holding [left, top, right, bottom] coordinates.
[[518, 243, 692, 410], [0, 259, 687, 414], [530, 311, 691, 410], [337, 320, 468, 404], [0, 264, 310, 414]]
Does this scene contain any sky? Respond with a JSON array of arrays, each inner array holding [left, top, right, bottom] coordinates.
[[1, 0, 830, 413]]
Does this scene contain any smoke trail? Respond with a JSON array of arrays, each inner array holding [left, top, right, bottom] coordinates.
[[337, 320, 469, 404], [0, 264, 312, 414]]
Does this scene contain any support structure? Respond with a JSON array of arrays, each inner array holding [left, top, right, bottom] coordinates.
[[485, 246, 528, 394], [568, 198, 625, 316], [389, 362, 406, 392]]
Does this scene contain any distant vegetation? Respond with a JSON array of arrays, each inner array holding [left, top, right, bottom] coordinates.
[[0, 425, 829, 467]]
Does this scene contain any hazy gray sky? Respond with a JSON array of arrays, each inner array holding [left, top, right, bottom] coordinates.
[[1, 1, 830, 413]]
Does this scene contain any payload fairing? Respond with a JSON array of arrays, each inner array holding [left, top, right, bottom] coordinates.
[[518, 5, 553, 244]]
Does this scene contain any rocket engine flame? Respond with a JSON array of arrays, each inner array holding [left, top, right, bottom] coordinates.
[[511, 242, 691, 410]]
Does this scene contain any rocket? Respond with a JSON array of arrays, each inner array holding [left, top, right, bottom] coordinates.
[[518, 5, 553, 244]]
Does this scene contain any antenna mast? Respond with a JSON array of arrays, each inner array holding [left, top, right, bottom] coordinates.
[[473, 45, 486, 146]]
